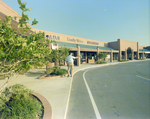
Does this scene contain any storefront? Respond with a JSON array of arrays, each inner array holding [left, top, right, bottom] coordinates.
[[0, 0, 150, 66]]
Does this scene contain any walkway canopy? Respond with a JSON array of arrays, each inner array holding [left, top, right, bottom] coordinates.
[[139, 49, 150, 53], [55, 41, 118, 52]]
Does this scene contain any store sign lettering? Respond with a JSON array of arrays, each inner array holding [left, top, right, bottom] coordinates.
[[87, 41, 99, 45], [45, 35, 60, 40], [67, 38, 83, 43]]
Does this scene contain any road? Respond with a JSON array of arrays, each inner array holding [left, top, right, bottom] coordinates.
[[66, 60, 150, 119]]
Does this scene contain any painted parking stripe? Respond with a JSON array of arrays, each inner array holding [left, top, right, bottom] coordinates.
[[136, 75, 150, 81], [83, 70, 102, 119]]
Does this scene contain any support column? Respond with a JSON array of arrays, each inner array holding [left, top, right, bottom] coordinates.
[[131, 49, 134, 60], [85, 52, 87, 63], [55, 44, 59, 66], [136, 42, 139, 60], [124, 49, 127, 60], [77, 46, 80, 66], [118, 51, 122, 61], [142, 51, 145, 59], [118, 39, 121, 61], [97, 48, 99, 61], [110, 49, 113, 62]]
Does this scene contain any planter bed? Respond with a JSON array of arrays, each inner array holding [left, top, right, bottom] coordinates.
[[32, 92, 52, 119], [39, 74, 68, 79]]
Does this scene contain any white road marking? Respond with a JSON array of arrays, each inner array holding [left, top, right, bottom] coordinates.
[[136, 75, 150, 81], [64, 69, 89, 119], [64, 76, 73, 119], [64, 65, 107, 119], [64, 60, 150, 119], [83, 70, 102, 119]]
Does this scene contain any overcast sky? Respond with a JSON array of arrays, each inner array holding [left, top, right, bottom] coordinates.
[[2, 0, 149, 46]]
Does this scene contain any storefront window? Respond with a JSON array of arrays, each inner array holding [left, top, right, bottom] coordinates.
[[113, 53, 118, 60]]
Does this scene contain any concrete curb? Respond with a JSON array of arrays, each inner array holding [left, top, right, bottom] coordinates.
[[64, 63, 112, 119], [63, 59, 150, 119], [33, 92, 53, 119]]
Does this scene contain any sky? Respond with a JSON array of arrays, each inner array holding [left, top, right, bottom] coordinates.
[[2, 0, 150, 46]]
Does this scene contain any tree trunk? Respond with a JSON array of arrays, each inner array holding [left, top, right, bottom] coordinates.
[[64, 59, 66, 65], [55, 59, 59, 67]]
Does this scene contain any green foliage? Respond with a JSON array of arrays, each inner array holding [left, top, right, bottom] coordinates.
[[45, 66, 68, 75], [120, 59, 129, 62], [88, 54, 92, 59], [98, 52, 107, 59], [59, 47, 70, 60], [46, 47, 70, 66], [0, 0, 52, 75], [59, 47, 70, 65], [32, 18, 38, 25], [45, 68, 54, 74], [95, 61, 107, 64], [55, 68, 68, 75], [94, 54, 97, 61], [0, 84, 43, 119], [48, 49, 59, 62], [137, 58, 144, 60]]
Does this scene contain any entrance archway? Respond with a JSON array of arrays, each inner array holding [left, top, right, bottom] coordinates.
[[127, 47, 132, 60]]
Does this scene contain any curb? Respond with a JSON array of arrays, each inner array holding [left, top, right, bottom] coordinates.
[[63, 59, 150, 119], [63, 63, 110, 119], [32, 92, 53, 119]]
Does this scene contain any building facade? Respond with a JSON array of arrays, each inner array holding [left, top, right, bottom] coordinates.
[[0, 0, 150, 66]]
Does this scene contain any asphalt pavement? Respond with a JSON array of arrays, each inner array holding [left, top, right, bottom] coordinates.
[[0, 59, 150, 119], [66, 60, 150, 119]]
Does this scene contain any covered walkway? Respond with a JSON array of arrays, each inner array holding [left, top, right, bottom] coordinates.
[[55, 41, 119, 66]]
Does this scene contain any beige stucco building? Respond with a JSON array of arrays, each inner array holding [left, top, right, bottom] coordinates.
[[0, 0, 150, 66]]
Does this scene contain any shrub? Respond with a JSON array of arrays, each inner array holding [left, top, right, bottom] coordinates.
[[138, 58, 144, 60], [45, 67, 55, 74], [95, 61, 107, 64], [56, 69, 68, 75], [120, 59, 129, 62], [97, 52, 107, 59], [0, 84, 43, 119], [45, 66, 67, 75]]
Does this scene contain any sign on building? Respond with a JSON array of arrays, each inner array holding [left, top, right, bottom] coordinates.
[[51, 43, 58, 49]]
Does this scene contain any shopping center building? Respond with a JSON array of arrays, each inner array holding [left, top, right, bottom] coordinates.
[[0, 0, 150, 66]]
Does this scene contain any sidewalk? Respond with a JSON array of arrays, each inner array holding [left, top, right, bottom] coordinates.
[[1, 59, 149, 119]]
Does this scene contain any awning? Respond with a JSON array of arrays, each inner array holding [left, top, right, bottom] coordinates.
[[145, 52, 150, 54]]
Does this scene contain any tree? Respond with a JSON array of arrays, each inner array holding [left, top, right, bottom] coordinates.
[[50, 49, 60, 67], [59, 47, 70, 65], [97, 52, 107, 60], [46, 47, 70, 67], [88, 54, 92, 59], [0, 0, 52, 76]]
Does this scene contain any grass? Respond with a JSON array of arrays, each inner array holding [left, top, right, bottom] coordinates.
[[119, 59, 129, 62], [137, 58, 144, 60], [0, 84, 43, 119]]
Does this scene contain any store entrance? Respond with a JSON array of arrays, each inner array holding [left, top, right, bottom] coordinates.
[[127, 47, 132, 60], [80, 52, 86, 64]]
